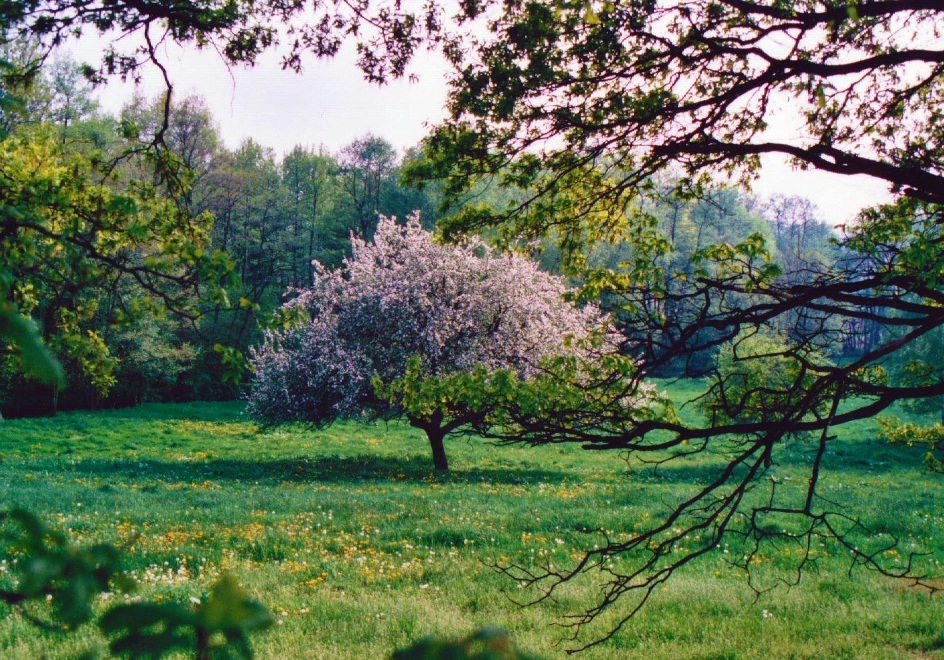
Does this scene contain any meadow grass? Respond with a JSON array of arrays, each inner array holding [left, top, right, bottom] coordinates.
[[1, 386, 943, 659]]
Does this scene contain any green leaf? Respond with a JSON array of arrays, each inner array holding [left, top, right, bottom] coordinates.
[[0, 300, 64, 387], [846, 1, 859, 21], [198, 574, 273, 632]]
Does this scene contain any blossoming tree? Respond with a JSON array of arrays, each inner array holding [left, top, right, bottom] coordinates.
[[246, 214, 609, 472]]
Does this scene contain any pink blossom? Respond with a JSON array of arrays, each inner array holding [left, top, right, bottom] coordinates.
[[247, 213, 609, 429]]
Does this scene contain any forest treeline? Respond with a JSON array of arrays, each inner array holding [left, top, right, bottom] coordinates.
[[0, 52, 446, 415], [0, 53, 845, 418]]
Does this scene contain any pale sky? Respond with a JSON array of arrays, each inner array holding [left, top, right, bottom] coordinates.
[[66, 37, 892, 227], [69, 37, 450, 154]]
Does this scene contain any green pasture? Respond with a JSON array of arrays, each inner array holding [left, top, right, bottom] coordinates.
[[1, 385, 943, 659]]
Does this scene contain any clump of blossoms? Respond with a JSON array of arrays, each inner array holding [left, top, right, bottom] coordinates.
[[247, 213, 618, 471]]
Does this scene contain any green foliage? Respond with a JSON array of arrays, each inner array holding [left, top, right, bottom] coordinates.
[[4, 1, 944, 647], [0, 508, 272, 659], [109, 319, 197, 407], [101, 574, 272, 660], [877, 417, 944, 474], [0, 125, 232, 406], [213, 344, 250, 386], [0, 508, 131, 629], [0, 299, 63, 387], [0, 60, 445, 409], [700, 332, 830, 429], [844, 199, 944, 286], [884, 355, 944, 420], [690, 233, 782, 291], [379, 352, 671, 446]]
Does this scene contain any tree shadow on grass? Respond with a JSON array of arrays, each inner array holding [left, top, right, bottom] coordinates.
[[27, 436, 926, 491], [617, 431, 933, 488], [36, 453, 574, 486]]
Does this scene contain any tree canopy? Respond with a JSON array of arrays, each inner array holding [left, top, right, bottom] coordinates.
[[4, 0, 944, 649], [400, 1, 944, 647], [247, 213, 609, 472], [0, 123, 233, 412], [0, 55, 443, 413]]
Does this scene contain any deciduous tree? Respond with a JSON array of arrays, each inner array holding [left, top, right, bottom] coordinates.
[[0, 127, 231, 413], [6, 0, 944, 646], [397, 1, 944, 647], [247, 214, 609, 472]]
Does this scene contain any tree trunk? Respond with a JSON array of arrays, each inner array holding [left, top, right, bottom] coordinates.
[[426, 427, 449, 473], [408, 411, 452, 473]]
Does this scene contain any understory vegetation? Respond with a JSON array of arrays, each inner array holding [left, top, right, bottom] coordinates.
[[1, 382, 942, 659]]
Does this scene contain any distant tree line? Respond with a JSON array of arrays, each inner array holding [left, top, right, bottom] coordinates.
[[0, 50, 442, 417], [2, 49, 897, 423]]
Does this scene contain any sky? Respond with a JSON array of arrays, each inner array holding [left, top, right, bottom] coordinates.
[[69, 37, 450, 154], [66, 36, 891, 227]]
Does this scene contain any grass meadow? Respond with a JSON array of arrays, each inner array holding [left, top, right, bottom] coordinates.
[[1, 381, 944, 659]]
